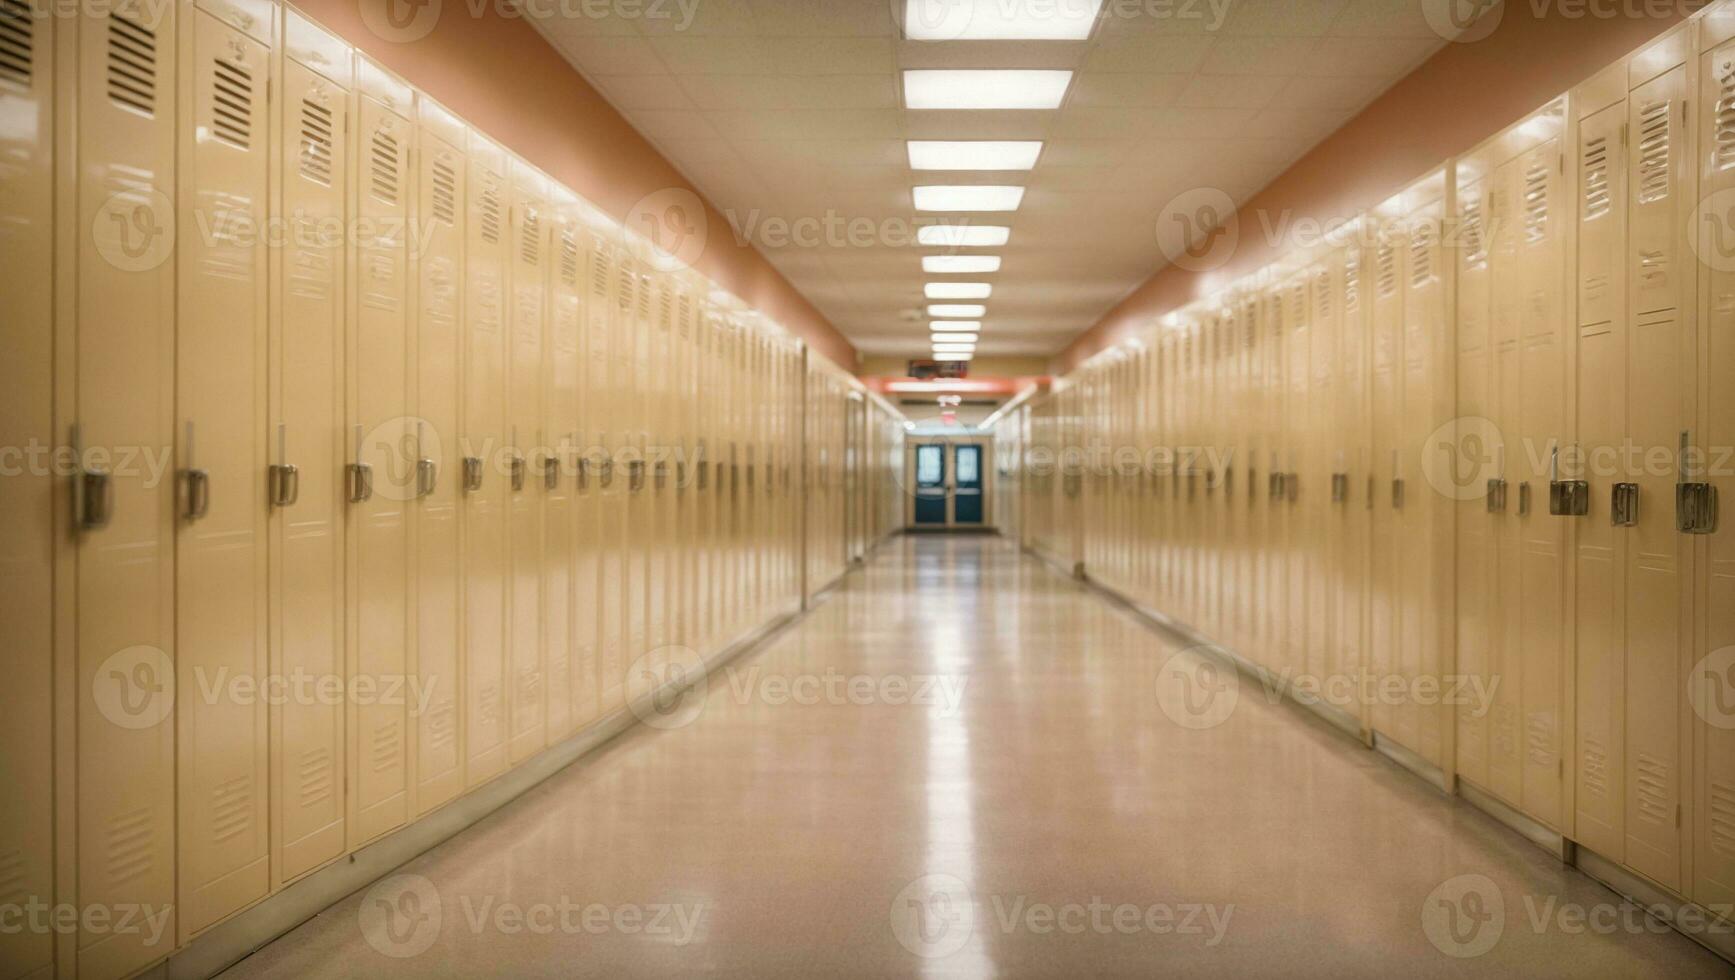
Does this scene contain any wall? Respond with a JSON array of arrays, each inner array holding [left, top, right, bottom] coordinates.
[[302, 0, 856, 370], [1055, 0, 1698, 373]]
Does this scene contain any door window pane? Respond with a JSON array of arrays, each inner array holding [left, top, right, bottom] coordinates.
[[917, 445, 943, 485], [956, 446, 979, 483]]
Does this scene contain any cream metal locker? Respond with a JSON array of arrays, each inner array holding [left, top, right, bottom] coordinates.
[[1366, 217, 1404, 745], [462, 133, 508, 787], [1260, 283, 1287, 675], [586, 229, 624, 713], [544, 192, 583, 743], [1335, 240, 1371, 731], [71, 3, 180, 973], [0, 1, 53, 974], [347, 58, 412, 846], [567, 214, 604, 732], [645, 279, 677, 670], [175, 1, 272, 938], [506, 160, 547, 764], [1283, 271, 1310, 680], [1455, 163, 1496, 790], [270, 9, 349, 887], [597, 247, 631, 709], [1307, 257, 1340, 690], [1696, 10, 1735, 910], [412, 97, 466, 812], [624, 268, 652, 674]]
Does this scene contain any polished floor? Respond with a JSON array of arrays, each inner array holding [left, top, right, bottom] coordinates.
[[223, 536, 1728, 979]]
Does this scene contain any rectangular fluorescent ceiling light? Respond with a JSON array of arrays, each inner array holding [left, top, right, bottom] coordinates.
[[930, 321, 981, 332], [928, 304, 986, 318], [915, 185, 1025, 212], [905, 0, 1103, 40], [918, 225, 1011, 248], [926, 282, 992, 299], [904, 70, 1074, 110], [933, 344, 978, 354], [933, 353, 973, 362], [923, 255, 1002, 274], [908, 141, 1043, 171], [932, 333, 979, 344]]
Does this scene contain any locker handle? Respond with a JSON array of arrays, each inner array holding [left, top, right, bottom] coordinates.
[[696, 460, 709, 491], [463, 456, 485, 493], [628, 459, 646, 493], [654, 460, 670, 491], [418, 458, 439, 498], [675, 461, 687, 492], [80, 467, 115, 531], [270, 463, 301, 509], [1486, 478, 1508, 514], [541, 455, 560, 492], [1391, 478, 1405, 510], [1286, 473, 1299, 504], [510, 453, 527, 493], [183, 468, 212, 521], [1678, 432, 1719, 534], [599, 458, 615, 489], [347, 462, 374, 504], [1224, 466, 1235, 500], [1366, 475, 1375, 511], [1518, 481, 1532, 517], [1330, 472, 1348, 504], [1612, 482, 1640, 527]]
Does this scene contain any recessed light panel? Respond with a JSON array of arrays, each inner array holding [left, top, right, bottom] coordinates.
[[932, 353, 973, 362], [929, 321, 981, 332], [903, 70, 1074, 110], [926, 282, 992, 299], [932, 343, 977, 353], [927, 304, 986, 318], [914, 185, 1025, 212], [904, 0, 1104, 40], [931, 333, 979, 344], [923, 255, 1002, 274], [908, 141, 1043, 171], [918, 225, 1012, 248]]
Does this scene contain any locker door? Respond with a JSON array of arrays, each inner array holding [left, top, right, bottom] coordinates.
[[1285, 275, 1310, 678], [1264, 288, 1288, 674], [587, 233, 623, 712], [646, 282, 675, 666], [1309, 262, 1339, 688], [1516, 139, 1567, 827], [176, 5, 271, 938], [568, 221, 601, 731], [1574, 96, 1628, 858], [462, 137, 508, 786], [412, 104, 465, 812], [1455, 174, 1495, 789], [543, 205, 581, 743], [348, 64, 411, 845], [74, 5, 180, 974], [506, 163, 547, 764], [1489, 155, 1526, 803], [1697, 37, 1735, 910], [271, 15, 349, 885], [598, 252, 632, 708], [624, 268, 652, 677], [1367, 225, 1403, 741], [0, 3, 53, 974], [1339, 246, 1369, 727], [1623, 62, 1693, 890]]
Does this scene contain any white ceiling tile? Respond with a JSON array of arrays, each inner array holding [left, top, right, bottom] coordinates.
[[1197, 37, 1320, 76], [1241, 105, 1355, 142], [623, 109, 724, 141], [631, 0, 758, 35], [902, 112, 1054, 140], [549, 35, 666, 76], [1328, 0, 1446, 38], [1049, 107, 1156, 139], [761, 37, 899, 75], [1263, 73, 1386, 110], [596, 74, 696, 110], [1067, 73, 1190, 108], [648, 36, 772, 74], [1082, 36, 1215, 73], [1145, 107, 1258, 140], [1306, 36, 1440, 77], [1173, 74, 1286, 109], [711, 109, 905, 140], [750, 0, 897, 36], [680, 74, 899, 110], [1217, 0, 1349, 37]]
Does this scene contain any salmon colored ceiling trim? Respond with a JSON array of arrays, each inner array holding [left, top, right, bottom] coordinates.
[[1053, 3, 1696, 376], [300, 0, 856, 371]]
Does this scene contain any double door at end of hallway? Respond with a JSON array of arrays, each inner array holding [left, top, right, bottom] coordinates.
[[911, 441, 987, 527]]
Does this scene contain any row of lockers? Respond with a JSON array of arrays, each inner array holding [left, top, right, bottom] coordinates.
[[0, 2, 901, 977], [1003, 3, 1735, 928]]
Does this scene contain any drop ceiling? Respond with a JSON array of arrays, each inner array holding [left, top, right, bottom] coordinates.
[[530, 0, 1452, 359]]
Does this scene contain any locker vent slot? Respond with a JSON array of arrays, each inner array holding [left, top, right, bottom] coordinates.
[[107, 14, 157, 116], [297, 747, 334, 808], [1376, 241, 1397, 297], [1313, 270, 1331, 320], [1711, 780, 1735, 858], [1718, 67, 1735, 170], [0, 849, 24, 907], [659, 285, 674, 330], [1344, 253, 1360, 314], [559, 228, 580, 286], [0, 0, 30, 88], [589, 244, 612, 299], [1522, 164, 1549, 245], [1524, 712, 1554, 766], [1409, 225, 1435, 288], [370, 720, 402, 773], [1636, 99, 1671, 205], [298, 99, 334, 186], [210, 773, 254, 843], [1582, 136, 1611, 219], [1580, 739, 1608, 798], [211, 57, 253, 149], [1460, 195, 1488, 268], [678, 293, 693, 335], [105, 807, 156, 886], [430, 159, 457, 225], [616, 265, 636, 312], [637, 274, 653, 319], [518, 207, 541, 266], [479, 180, 502, 243], [370, 128, 402, 205], [428, 699, 457, 752], [1633, 753, 1672, 825]]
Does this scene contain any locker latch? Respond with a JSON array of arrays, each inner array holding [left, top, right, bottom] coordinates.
[[1285, 473, 1299, 503], [629, 459, 646, 493], [1223, 466, 1235, 500], [463, 456, 485, 493], [1547, 446, 1588, 516], [79, 467, 115, 531], [1678, 483, 1718, 534], [1331, 472, 1348, 504], [1518, 481, 1532, 517], [419, 458, 440, 498], [270, 464, 301, 509], [542, 455, 560, 492], [347, 463, 374, 504], [509, 454, 526, 493], [696, 460, 709, 491], [655, 460, 669, 491], [676, 461, 687, 491], [1267, 470, 1284, 501], [1486, 478, 1508, 514], [1611, 482, 1640, 527], [182, 468, 212, 522], [1390, 478, 1405, 510]]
